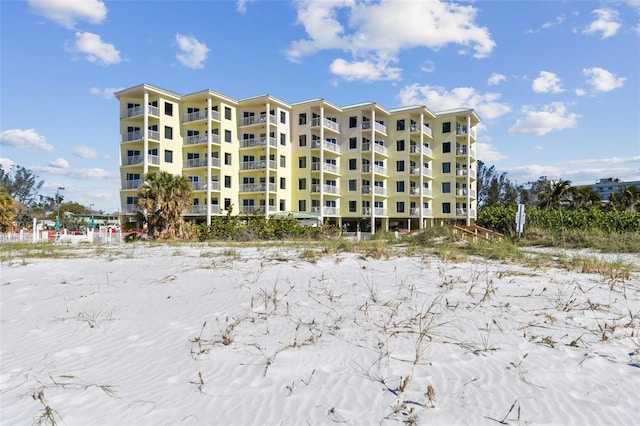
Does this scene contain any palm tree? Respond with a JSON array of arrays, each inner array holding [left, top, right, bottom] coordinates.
[[0, 185, 17, 232], [136, 171, 192, 239], [537, 179, 573, 211], [618, 185, 640, 212], [571, 186, 602, 210]]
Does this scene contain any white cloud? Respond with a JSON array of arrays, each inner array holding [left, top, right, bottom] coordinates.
[[0, 129, 54, 152], [175, 34, 210, 69], [49, 158, 70, 169], [476, 142, 507, 162], [68, 32, 121, 66], [286, 0, 495, 81], [582, 8, 621, 39], [31, 165, 112, 179], [28, 0, 107, 29], [509, 102, 579, 136], [487, 73, 506, 86], [329, 58, 401, 81], [582, 67, 626, 92], [89, 86, 124, 100], [506, 156, 640, 185], [73, 145, 107, 159], [397, 84, 511, 120], [526, 14, 566, 33], [0, 158, 16, 170], [532, 71, 564, 94], [575, 88, 587, 96], [236, 0, 255, 13], [420, 61, 435, 73]]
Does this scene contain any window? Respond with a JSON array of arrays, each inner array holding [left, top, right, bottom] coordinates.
[[164, 126, 173, 140], [280, 133, 286, 146], [397, 119, 405, 131], [299, 156, 307, 168], [349, 159, 357, 170], [396, 181, 405, 192], [298, 200, 306, 211], [164, 150, 173, 163], [443, 142, 451, 153], [349, 137, 357, 149], [298, 178, 306, 190], [348, 179, 357, 191], [397, 202, 405, 213], [442, 162, 451, 173], [349, 200, 357, 212], [164, 102, 173, 116], [396, 160, 405, 172], [442, 122, 451, 133], [280, 155, 286, 167], [224, 152, 232, 165], [280, 111, 286, 124], [224, 198, 231, 209], [224, 107, 232, 120], [280, 199, 285, 211], [225, 130, 231, 143], [224, 175, 231, 188], [349, 116, 357, 128], [442, 182, 451, 193], [299, 135, 307, 147], [280, 178, 286, 190], [299, 113, 307, 125], [397, 140, 405, 151], [442, 202, 451, 213]]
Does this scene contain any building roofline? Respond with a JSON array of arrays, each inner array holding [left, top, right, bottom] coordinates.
[[114, 83, 183, 100]]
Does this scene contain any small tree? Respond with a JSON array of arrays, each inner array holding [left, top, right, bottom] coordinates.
[[0, 185, 17, 231], [136, 171, 192, 239]]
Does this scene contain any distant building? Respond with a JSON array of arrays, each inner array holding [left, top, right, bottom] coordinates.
[[115, 84, 480, 234], [575, 178, 640, 202]]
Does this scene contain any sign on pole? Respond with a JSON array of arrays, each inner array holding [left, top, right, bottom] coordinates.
[[515, 203, 526, 238]]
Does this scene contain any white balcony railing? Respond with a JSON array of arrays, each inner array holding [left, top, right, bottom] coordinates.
[[240, 160, 275, 170], [409, 124, 432, 138], [362, 121, 387, 134], [121, 104, 159, 119], [311, 162, 340, 174], [322, 206, 340, 216], [373, 186, 387, 196], [240, 137, 277, 149], [373, 165, 387, 175], [122, 179, 141, 190], [456, 168, 476, 178], [124, 204, 137, 214], [148, 155, 159, 165], [311, 117, 340, 132], [456, 209, 477, 217], [374, 208, 387, 216], [191, 181, 220, 191], [188, 204, 221, 215], [148, 130, 159, 140], [185, 133, 220, 145], [311, 139, 341, 153], [183, 158, 220, 168], [239, 114, 276, 126], [124, 155, 143, 166], [183, 109, 220, 123], [240, 183, 275, 192]]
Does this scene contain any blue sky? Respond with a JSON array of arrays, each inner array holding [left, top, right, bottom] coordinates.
[[1, 0, 639, 213]]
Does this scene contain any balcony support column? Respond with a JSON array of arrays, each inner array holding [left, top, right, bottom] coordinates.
[[206, 97, 212, 225], [143, 91, 149, 176], [319, 105, 324, 224], [370, 108, 376, 235], [264, 101, 271, 218]]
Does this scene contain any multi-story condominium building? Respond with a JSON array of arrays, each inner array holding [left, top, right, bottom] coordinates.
[[116, 84, 478, 234], [574, 177, 640, 203]]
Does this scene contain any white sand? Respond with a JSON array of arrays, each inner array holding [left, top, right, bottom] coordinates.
[[2, 243, 639, 425]]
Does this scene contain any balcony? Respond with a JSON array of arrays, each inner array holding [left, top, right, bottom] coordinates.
[[148, 155, 159, 165], [183, 109, 220, 123], [240, 114, 276, 126], [410, 167, 432, 177], [185, 133, 220, 145], [311, 117, 340, 133], [311, 184, 339, 194], [121, 105, 159, 119], [322, 206, 340, 216], [311, 162, 340, 174], [311, 139, 341, 153], [240, 160, 276, 170], [362, 142, 388, 156], [361, 186, 387, 196], [240, 183, 275, 193], [191, 181, 220, 191], [456, 125, 476, 139], [122, 179, 142, 190], [123, 155, 143, 166], [456, 168, 476, 178], [124, 204, 137, 214], [122, 129, 158, 142], [409, 123, 433, 138], [456, 147, 476, 157], [188, 204, 221, 215], [374, 208, 387, 216], [362, 121, 387, 134], [456, 209, 477, 217], [409, 208, 432, 217], [240, 137, 277, 149], [183, 158, 220, 168]]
